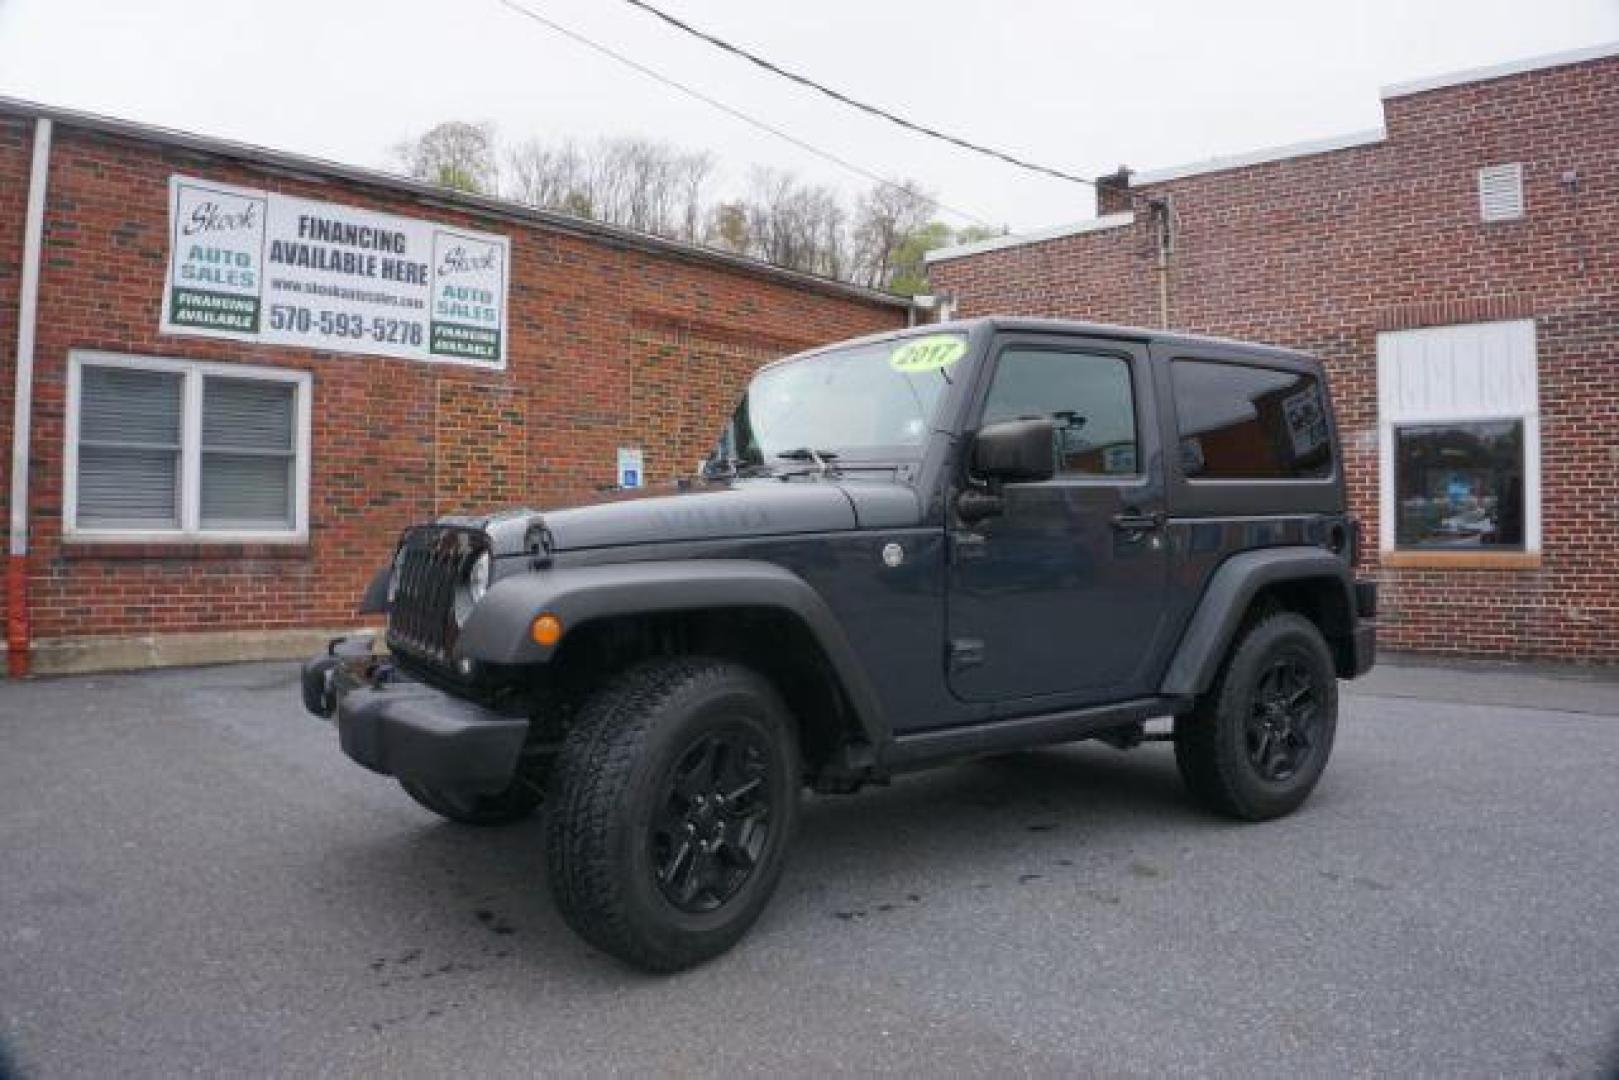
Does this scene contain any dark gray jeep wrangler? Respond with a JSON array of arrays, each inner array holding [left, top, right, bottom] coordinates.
[[302, 317, 1376, 972]]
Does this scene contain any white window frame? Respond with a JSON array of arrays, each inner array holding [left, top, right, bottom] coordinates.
[[1376, 320, 1540, 556], [64, 351, 312, 543]]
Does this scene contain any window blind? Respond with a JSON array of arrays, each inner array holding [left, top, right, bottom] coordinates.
[[201, 377, 295, 528], [77, 367, 183, 527]]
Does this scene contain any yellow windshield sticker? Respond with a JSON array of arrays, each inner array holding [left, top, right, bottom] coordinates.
[[889, 335, 966, 373]]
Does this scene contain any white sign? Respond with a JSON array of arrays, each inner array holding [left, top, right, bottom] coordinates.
[[617, 447, 644, 489], [1282, 383, 1328, 458], [161, 175, 510, 368]]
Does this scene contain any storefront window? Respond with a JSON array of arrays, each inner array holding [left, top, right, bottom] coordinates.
[[1394, 420, 1525, 549]]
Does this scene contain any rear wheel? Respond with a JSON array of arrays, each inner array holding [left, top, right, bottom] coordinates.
[[399, 777, 542, 826], [1174, 612, 1338, 821], [545, 657, 799, 973]]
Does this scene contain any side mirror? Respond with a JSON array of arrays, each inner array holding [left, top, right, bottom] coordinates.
[[971, 417, 1057, 484]]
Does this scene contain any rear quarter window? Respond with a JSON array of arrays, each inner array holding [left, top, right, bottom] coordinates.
[[1171, 359, 1333, 480]]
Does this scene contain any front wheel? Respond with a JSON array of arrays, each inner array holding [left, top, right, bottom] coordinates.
[[1174, 611, 1338, 821], [545, 658, 800, 973]]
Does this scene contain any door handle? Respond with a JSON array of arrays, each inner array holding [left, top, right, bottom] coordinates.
[[1111, 510, 1164, 532]]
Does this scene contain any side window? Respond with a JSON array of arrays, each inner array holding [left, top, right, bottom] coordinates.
[[1172, 360, 1332, 480], [981, 348, 1138, 476]]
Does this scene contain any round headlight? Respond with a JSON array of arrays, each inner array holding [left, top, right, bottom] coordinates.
[[386, 547, 406, 604], [454, 552, 493, 627], [467, 552, 492, 605]]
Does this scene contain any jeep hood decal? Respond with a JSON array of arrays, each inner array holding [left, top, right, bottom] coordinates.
[[452, 481, 921, 555]]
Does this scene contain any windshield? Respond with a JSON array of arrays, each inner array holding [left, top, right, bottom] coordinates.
[[712, 333, 965, 469]]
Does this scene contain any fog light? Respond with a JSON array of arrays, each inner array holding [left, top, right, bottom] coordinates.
[[458, 657, 475, 677], [531, 613, 563, 647]]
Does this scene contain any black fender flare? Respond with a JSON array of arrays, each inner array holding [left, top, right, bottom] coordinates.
[[357, 564, 392, 615], [1160, 546, 1356, 697], [454, 559, 889, 744]]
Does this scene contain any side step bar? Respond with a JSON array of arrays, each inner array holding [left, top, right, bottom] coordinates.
[[883, 695, 1190, 772]]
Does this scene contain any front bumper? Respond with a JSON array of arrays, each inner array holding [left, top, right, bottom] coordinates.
[[300, 639, 528, 794]]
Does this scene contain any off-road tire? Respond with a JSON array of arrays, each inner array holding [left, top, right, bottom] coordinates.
[[1174, 611, 1338, 821], [545, 657, 800, 973], [399, 777, 542, 826]]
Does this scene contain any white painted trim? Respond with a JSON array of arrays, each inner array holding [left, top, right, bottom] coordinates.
[[924, 212, 1135, 264], [9, 119, 50, 557], [180, 361, 203, 533], [1130, 129, 1387, 187], [1381, 40, 1619, 100], [1375, 320, 1540, 556], [64, 351, 313, 544]]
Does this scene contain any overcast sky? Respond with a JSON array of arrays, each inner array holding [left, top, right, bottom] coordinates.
[[1, 0, 1615, 232]]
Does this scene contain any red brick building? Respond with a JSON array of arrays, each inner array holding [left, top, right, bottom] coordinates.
[[928, 44, 1619, 663], [0, 100, 907, 675]]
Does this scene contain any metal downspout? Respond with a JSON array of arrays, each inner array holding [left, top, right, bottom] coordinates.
[[8, 118, 51, 678]]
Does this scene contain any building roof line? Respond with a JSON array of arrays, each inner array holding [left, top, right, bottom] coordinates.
[[924, 125, 1388, 263], [1116, 42, 1619, 190], [924, 211, 1135, 264], [1380, 39, 1619, 100], [0, 95, 911, 310], [1130, 128, 1387, 187]]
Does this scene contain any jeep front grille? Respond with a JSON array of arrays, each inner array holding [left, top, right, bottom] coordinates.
[[386, 526, 486, 665]]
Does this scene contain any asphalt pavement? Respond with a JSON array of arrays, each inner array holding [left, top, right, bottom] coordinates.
[[1, 657, 1617, 1078]]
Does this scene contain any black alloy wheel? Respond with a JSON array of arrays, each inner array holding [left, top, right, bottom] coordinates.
[[546, 657, 800, 972], [651, 727, 774, 914], [1175, 611, 1339, 821], [1245, 655, 1321, 782]]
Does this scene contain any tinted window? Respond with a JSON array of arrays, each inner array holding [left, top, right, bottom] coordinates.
[[1395, 420, 1524, 549], [1172, 360, 1332, 480], [982, 348, 1138, 476]]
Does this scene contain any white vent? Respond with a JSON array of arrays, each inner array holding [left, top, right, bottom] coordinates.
[[1477, 163, 1524, 222]]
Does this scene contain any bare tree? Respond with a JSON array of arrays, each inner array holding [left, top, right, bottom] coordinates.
[[852, 180, 936, 289], [506, 135, 714, 242], [505, 138, 588, 210], [399, 123, 967, 293], [392, 121, 498, 194], [674, 150, 715, 242], [741, 168, 850, 276]]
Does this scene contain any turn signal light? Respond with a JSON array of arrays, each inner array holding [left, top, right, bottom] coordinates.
[[531, 613, 564, 647]]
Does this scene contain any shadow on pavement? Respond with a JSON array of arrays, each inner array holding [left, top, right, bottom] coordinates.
[[306, 742, 1217, 978]]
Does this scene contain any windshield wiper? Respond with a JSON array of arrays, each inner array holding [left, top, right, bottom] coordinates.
[[700, 456, 776, 481], [775, 447, 840, 476]]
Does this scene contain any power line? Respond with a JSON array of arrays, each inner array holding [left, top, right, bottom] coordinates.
[[618, 0, 1127, 198], [490, 0, 997, 227]]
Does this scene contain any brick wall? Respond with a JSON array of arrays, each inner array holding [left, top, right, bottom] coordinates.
[[0, 118, 903, 663], [931, 55, 1619, 662]]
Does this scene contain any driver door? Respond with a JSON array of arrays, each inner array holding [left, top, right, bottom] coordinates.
[[946, 337, 1171, 707]]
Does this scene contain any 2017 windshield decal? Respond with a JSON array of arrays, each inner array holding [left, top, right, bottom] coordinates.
[[888, 335, 966, 373]]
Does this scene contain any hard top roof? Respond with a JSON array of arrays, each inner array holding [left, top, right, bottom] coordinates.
[[778, 316, 1318, 367]]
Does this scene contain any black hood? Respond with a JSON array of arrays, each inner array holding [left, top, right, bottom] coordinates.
[[445, 479, 922, 556]]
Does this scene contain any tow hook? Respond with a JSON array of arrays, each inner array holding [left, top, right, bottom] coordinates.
[[300, 635, 388, 720]]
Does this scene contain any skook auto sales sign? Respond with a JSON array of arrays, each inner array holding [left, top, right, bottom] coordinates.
[[161, 175, 510, 368]]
